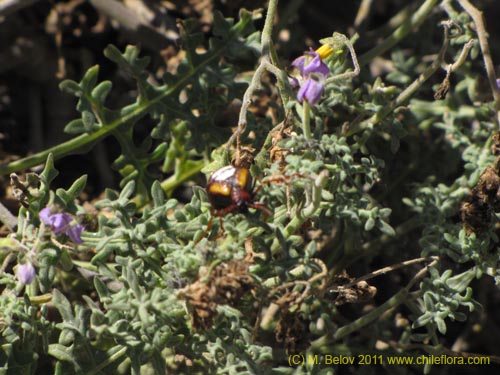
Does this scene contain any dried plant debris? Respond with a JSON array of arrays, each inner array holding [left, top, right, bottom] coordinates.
[[180, 259, 255, 330], [461, 133, 500, 235], [232, 146, 255, 169], [269, 269, 376, 352], [491, 133, 500, 157], [269, 117, 295, 168], [334, 280, 377, 305], [275, 311, 308, 353], [10, 173, 40, 208], [329, 271, 377, 306]]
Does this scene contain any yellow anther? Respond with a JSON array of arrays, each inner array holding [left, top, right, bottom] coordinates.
[[315, 44, 334, 60]]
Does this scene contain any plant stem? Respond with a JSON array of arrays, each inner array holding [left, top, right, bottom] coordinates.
[[85, 345, 128, 375], [160, 160, 204, 193], [261, 0, 279, 56], [346, 22, 476, 137], [302, 100, 312, 139], [270, 171, 328, 256], [457, 0, 500, 128], [331, 216, 422, 274], [0, 16, 254, 177], [312, 257, 439, 345], [226, 0, 285, 150], [358, 0, 439, 67]]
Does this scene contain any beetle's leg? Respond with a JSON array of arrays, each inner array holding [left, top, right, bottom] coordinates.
[[254, 173, 311, 217], [213, 204, 238, 217], [218, 216, 225, 233], [194, 215, 213, 245], [196, 205, 238, 243], [254, 173, 308, 194], [248, 202, 272, 221]]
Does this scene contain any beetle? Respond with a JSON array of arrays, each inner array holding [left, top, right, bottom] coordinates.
[[199, 165, 306, 242], [195, 165, 273, 242], [206, 165, 271, 218]]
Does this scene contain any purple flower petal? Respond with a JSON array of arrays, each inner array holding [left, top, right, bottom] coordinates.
[[39, 207, 53, 225], [40, 206, 85, 243], [290, 75, 300, 88], [292, 50, 329, 77], [297, 77, 325, 105], [291, 55, 306, 73], [66, 224, 85, 244], [17, 262, 36, 284], [302, 52, 329, 76], [49, 213, 73, 234]]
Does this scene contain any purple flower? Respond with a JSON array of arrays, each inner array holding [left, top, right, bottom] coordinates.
[[290, 75, 300, 88], [39, 207, 53, 225], [17, 262, 36, 284], [66, 224, 84, 244], [40, 207, 84, 244], [297, 76, 325, 105], [292, 50, 329, 77], [291, 49, 330, 105]]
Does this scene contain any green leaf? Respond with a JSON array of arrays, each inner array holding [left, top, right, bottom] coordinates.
[[59, 249, 74, 272], [423, 292, 434, 312], [212, 10, 232, 38], [151, 180, 164, 207], [91, 241, 115, 265], [94, 277, 110, 300], [236, 8, 256, 36], [52, 289, 74, 322], [64, 119, 86, 134], [82, 110, 95, 130], [445, 269, 476, 293], [40, 153, 59, 187], [119, 180, 136, 200], [377, 219, 395, 236], [67, 175, 88, 200], [412, 313, 432, 329], [81, 65, 99, 92], [55, 188, 71, 206], [103, 44, 123, 63], [48, 344, 79, 368], [59, 79, 83, 96], [91, 80, 113, 103], [435, 316, 447, 335], [364, 217, 375, 231]]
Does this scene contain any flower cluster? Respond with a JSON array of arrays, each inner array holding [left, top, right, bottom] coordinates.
[[40, 207, 84, 244], [291, 44, 333, 105]]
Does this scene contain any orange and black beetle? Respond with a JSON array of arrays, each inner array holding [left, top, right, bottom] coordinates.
[[206, 165, 270, 217], [200, 165, 306, 241]]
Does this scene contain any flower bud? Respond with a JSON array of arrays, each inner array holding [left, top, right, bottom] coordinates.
[[17, 262, 36, 284]]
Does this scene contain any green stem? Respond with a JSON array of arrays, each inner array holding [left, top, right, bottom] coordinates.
[[302, 101, 312, 139], [84, 345, 128, 375], [332, 216, 421, 274], [261, 0, 279, 55], [226, 0, 283, 150], [332, 287, 409, 341], [345, 19, 462, 137], [457, 0, 500, 128], [160, 160, 204, 193], [0, 16, 253, 177], [358, 0, 439, 67], [312, 257, 439, 346], [270, 171, 328, 256]]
